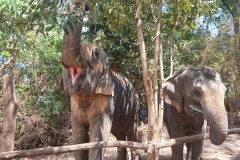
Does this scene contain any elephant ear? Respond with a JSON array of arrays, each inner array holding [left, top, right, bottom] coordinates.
[[95, 61, 114, 96], [163, 74, 183, 112]]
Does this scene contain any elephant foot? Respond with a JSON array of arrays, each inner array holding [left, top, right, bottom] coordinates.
[[116, 148, 127, 160], [133, 154, 141, 160], [131, 149, 141, 160]]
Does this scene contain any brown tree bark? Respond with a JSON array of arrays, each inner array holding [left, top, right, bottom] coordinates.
[[156, 0, 164, 144], [135, 1, 164, 159], [135, 0, 154, 142], [0, 75, 18, 153], [135, 1, 156, 159]]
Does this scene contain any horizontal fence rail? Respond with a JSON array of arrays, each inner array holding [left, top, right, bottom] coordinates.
[[0, 128, 239, 159]]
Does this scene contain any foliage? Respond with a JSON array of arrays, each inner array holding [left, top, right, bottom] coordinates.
[[15, 33, 69, 121], [0, 0, 71, 119], [0, 0, 239, 149]]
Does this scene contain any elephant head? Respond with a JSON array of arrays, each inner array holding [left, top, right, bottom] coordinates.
[[61, 25, 114, 96], [164, 67, 228, 145]]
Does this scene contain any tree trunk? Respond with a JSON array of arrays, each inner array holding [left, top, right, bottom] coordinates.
[[157, 0, 164, 143], [233, 16, 240, 56], [168, 0, 181, 76], [135, 0, 154, 142], [221, 0, 240, 64], [0, 75, 18, 153], [152, 0, 163, 142], [135, 0, 164, 159]]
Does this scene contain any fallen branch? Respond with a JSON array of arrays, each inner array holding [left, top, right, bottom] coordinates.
[[0, 128, 239, 159]]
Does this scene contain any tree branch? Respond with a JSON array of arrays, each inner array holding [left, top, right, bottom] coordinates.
[[169, 0, 181, 76], [135, 0, 151, 96], [0, 57, 15, 76], [221, 0, 235, 16]]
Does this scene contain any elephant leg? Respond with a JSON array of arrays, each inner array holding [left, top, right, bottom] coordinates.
[[186, 143, 192, 160], [171, 144, 184, 160], [88, 113, 112, 160], [114, 132, 128, 160], [127, 122, 140, 160], [186, 128, 203, 160], [188, 121, 204, 160], [72, 116, 89, 160], [165, 106, 185, 160], [185, 140, 203, 160], [190, 140, 203, 160]]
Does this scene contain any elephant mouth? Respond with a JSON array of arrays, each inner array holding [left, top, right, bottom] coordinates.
[[69, 66, 84, 84]]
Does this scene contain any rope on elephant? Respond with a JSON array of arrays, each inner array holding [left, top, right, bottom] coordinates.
[[0, 128, 240, 159]]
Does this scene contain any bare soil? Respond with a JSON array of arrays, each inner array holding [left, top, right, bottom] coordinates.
[[21, 131, 240, 160]]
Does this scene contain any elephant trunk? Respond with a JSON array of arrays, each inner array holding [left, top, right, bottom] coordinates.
[[202, 101, 228, 145], [62, 23, 84, 67]]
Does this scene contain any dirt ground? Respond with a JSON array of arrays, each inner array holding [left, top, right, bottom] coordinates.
[[21, 131, 240, 160]]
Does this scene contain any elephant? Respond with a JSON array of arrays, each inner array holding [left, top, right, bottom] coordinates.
[[61, 40, 140, 160], [163, 67, 228, 160]]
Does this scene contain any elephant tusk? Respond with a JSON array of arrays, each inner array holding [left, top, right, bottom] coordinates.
[[76, 54, 82, 62]]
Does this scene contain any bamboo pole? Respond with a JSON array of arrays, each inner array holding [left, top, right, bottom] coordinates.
[[0, 129, 239, 159]]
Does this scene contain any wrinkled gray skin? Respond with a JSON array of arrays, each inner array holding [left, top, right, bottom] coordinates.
[[163, 67, 228, 160], [61, 42, 139, 160]]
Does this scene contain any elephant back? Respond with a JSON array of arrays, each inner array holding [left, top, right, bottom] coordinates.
[[110, 71, 139, 132]]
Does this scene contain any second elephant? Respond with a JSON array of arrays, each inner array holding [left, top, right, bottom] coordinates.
[[163, 67, 228, 160]]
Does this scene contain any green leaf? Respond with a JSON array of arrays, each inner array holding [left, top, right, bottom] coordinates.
[[1, 51, 11, 57], [45, 24, 56, 31], [189, 105, 203, 113], [0, 3, 6, 11]]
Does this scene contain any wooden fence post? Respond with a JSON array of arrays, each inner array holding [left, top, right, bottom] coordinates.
[[0, 75, 18, 152]]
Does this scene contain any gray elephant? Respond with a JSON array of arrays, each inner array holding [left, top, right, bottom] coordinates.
[[61, 39, 139, 159], [163, 67, 228, 160]]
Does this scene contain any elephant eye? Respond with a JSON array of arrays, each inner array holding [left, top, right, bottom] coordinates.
[[92, 51, 99, 60], [193, 89, 202, 98]]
